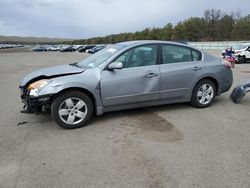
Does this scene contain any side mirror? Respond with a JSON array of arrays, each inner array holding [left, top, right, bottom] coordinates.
[[108, 62, 123, 70]]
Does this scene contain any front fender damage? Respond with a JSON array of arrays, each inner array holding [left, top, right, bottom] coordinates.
[[20, 73, 85, 115]]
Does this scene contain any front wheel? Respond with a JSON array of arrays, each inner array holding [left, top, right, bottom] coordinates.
[[191, 79, 216, 108], [51, 91, 93, 129]]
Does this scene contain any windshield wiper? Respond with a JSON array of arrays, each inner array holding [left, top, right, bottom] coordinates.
[[69, 62, 81, 68]]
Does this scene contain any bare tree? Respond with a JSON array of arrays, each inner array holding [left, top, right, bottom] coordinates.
[[204, 9, 222, 23], [231, 9, 241, 22]]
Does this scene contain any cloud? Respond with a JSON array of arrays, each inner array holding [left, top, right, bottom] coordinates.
[[0, 0, 249, 38]]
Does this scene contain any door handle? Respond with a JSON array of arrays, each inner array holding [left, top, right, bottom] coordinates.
[[146, 73, 159, 78], [192, 66, 202, 71]]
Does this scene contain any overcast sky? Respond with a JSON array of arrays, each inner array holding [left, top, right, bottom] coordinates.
[[0, 0, 249, 39]]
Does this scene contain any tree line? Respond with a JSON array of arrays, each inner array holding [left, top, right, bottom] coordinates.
[[69, 9, 250, 45]]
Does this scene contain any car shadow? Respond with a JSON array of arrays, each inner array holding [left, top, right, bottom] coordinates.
[[91, 102, 190, 124]]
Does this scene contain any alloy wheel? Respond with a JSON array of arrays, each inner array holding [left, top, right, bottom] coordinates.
[[58, 97, 87, 125], [197, 84, 214, 105]]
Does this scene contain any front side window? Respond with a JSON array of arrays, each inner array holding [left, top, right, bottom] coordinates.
[[115, 45, 157, 68], [162, 45, 201, 64]]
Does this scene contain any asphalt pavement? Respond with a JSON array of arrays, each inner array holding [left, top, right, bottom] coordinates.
[[0, 50, 249, 188]]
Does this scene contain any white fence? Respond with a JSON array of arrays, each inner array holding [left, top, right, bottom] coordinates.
[[188, 41, 250, 50]]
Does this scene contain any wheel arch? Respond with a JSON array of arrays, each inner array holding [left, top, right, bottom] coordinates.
[[194, 77, 219, 95], [50, 87, 97, 113]]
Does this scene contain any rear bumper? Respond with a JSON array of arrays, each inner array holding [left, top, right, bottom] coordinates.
[[230, 82, 250, 104], [220, 80, 233, 94], [217, 70, 233, 95]]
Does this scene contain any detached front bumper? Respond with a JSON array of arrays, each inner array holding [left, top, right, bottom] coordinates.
[[20, 87, 52, 114]]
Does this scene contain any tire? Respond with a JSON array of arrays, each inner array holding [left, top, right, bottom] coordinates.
[[51, 91, 93, 129], [238, 56, 246, 64], [191, 79, 216, 108]]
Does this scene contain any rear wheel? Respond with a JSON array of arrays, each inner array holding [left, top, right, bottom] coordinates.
[[191, 79, 216, 108], [51, 91, 93, 129], [238, 56, 246, 64]]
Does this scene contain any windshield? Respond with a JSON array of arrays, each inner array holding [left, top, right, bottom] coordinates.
[[77, 45, 125, 68], [233, 44, 250, 50]]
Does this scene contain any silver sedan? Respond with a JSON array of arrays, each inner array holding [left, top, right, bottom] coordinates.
[[19, 40, 233, 129]]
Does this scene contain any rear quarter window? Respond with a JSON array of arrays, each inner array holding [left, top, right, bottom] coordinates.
[[192, 50, 202, 61]]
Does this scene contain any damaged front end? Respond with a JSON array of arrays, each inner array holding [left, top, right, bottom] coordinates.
[[19, 63, 85, 115], [20, 85, 52, 115], [230, 82, 250, 104]]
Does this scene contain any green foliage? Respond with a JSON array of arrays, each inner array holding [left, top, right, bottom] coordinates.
[[218, 15, 234, 40], [182, 17, 206, 41], [232, 14, 250, 40], [69, 10, 250, 45]]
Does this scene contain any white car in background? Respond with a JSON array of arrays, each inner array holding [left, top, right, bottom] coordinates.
[[221, 43, 250, 63], [47, 45, 60, 51], [234, 43, 250, 63]]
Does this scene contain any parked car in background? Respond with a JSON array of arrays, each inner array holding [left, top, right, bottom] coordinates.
[[60, 46, 76, 52], [221, 43, 250, 63], [87, 46, 106, 54], [1, 44, 8, 49], [33, 46, 47, 52], [234, 44, 250, 64], [76, 45, 85, 50], [19, 40, 233, 129], [0, 44, 24, 49], [47, 45, 60, 51], [78, 45, 96, 52], [72, 45, 83, 50], [1, 44, 13, 49], [77, 45, 85, 51]]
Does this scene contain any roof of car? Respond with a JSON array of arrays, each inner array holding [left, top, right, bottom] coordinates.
[[116, 40, 189, 47]]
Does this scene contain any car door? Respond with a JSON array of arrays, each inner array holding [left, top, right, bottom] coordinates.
[[244, 46, 250, 58], [159, 44, 203, 100], [100, 44, 160, 107]]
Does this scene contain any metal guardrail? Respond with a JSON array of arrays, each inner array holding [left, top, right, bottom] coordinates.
[[188, 41, 250, 50]]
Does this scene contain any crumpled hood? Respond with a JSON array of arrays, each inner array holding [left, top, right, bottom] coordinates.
[[20, 64, 84, 86]]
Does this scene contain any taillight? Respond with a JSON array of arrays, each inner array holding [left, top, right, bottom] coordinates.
[[221, 59, 232, 69]]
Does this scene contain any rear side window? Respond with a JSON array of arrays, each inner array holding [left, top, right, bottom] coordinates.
[[192, 50, 202, 61], [161, 44, 202, 64]]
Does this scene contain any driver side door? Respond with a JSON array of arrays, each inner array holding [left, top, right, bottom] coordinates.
[[100, 44, 160, 107]]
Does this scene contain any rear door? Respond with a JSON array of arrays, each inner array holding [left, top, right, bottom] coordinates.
[[100, 44, 160, 107], [159, 44, 203, 100]]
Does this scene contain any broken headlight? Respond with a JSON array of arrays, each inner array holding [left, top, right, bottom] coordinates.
[[27, 79, 51, 97]]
